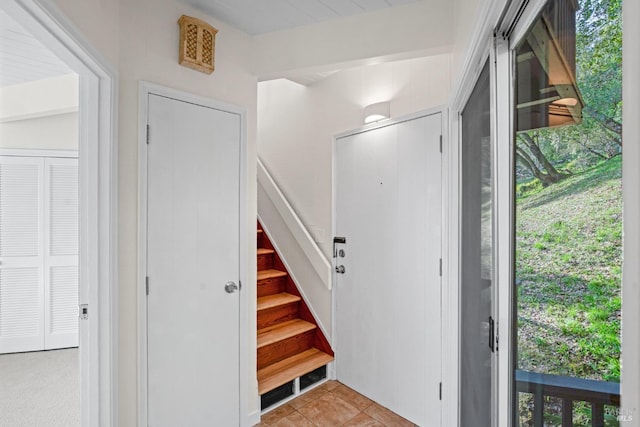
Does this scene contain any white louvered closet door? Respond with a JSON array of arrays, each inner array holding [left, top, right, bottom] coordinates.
[[44, 158, 79, 350], [0, 157, 45, 353], [0, 156, 79, 354]]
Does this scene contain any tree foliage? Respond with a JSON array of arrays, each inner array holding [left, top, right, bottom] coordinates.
[[577, 0, 622, 132], [516, 0, 622, 184]]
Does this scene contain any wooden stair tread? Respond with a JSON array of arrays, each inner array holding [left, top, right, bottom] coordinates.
[[257, 248, 275, 255], [258, 269, 287, 281], [258, 348, 334, 394], [257, 319, 316, 348], [258, 293, 300, 311]]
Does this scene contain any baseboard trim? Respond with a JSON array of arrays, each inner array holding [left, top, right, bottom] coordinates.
[[245, 409, 261, 427]]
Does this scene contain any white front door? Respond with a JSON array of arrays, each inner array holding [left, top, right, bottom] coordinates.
[[146, 93, 241, 427], [334, 112, 442, 426]]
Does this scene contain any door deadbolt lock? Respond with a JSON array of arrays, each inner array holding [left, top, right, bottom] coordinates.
[[224, 281, 239, 294], [335, 265, 346, 274], [338, 249, 346, 258]]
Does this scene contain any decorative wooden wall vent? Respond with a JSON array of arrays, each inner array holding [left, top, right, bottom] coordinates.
[[178, 15, 218, 74]]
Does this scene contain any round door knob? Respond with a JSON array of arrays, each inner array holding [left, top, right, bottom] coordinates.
[[335, 265, 346, 274], [224, 281, 239, 293]]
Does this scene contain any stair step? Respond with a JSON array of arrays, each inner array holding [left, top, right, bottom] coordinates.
[[257, 248, 276, 270], [257, 319, 316, 349], [257, 293, 301, 329], [258, 269, 287, 281], [258, 293, 300, 311], [257, 269, 288, 298], [257, 319, 316, 369], [258, 348, 334, 395]]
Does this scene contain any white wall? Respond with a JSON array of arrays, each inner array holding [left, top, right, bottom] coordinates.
[[0, 113, 78, 150], [48, 0, 259, 425], [48, 0, 119, 67], [450, 0, 481, 84], [0, 74, 78, 121], [258, 54, 451, 259], [0, 74, 78, 150]]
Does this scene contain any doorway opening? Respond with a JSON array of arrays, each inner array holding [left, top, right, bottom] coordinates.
[[0, 10, 80, 425], [0, 1, 117, 425]]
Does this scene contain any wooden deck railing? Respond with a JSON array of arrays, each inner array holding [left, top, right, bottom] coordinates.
[[516, 369, 620, 427]]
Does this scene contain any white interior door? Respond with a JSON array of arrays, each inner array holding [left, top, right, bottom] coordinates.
[[146, 93, 241, 427], [0, 156, 45, 353], [0, 155, 80, 354], [335, 113, 442, 426], [44, 157, 79, 350]]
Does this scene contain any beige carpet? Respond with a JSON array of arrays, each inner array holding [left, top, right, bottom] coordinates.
[[0, 348, 79, 427]]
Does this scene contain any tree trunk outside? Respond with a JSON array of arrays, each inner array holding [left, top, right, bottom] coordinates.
[[518, 133, 568, 184]]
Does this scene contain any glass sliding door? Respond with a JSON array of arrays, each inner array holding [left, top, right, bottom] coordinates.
[[460, 61, 494, 427], [510, 0, 622, 425]]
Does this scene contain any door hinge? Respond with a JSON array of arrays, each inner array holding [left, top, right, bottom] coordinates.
[[146, 124, 150, 145], [439, 258, 442, 276], [79, 304, 89, 320], [439, 135, 443, 153], [146, 276, 149, 296], [439, 382, 442, 400]]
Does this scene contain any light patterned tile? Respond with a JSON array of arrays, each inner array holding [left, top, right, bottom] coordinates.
[[297, 393, 360, 426], [330, 383, 373, 411], [322, 380, 340, 391], [270, 412, 316, 427], [364, 403, 416, 427], [260, 403, 295, 425], [314, 380, 342, 393], [342, 412, 387, 427], [288, 385, 330, 409]]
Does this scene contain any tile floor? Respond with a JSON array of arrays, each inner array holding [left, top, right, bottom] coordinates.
[[256, 380, 417, 427]]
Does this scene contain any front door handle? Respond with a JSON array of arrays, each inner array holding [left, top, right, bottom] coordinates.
[[488, 316, 495, 352]]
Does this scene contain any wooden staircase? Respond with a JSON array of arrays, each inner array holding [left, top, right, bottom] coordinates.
[[256, 222, 334, 397]]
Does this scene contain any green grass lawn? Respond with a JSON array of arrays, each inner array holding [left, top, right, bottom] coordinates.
[[516, 156, 621, 382]]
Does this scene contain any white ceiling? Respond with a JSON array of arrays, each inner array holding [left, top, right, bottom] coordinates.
[[0, 11, 74, 88], [181, 0, 422, 35]]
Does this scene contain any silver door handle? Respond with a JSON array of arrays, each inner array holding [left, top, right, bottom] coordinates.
[[224, 281, 239, 293], [335, 265, 346, 274]]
